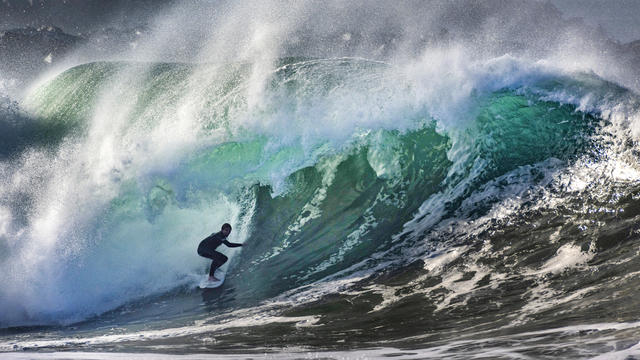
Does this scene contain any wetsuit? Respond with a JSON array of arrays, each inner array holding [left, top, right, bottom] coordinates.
[[197, 231, 242, 277]]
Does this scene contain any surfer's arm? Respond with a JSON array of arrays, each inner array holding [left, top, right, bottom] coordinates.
[[222, 240, 243, 248]]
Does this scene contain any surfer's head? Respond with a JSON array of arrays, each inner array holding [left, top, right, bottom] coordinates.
[[221, 223, 232, 236]]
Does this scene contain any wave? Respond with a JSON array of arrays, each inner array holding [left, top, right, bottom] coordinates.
[[0, 55, 637, 330]]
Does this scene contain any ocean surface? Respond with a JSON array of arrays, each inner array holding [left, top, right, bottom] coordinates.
[[1, 3, 640, 358]]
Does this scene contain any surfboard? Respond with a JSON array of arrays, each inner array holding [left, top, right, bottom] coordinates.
[[198, 269, 226, 289]]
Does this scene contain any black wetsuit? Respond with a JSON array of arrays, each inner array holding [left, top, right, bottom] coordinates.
[[197, 231, 242, 277]]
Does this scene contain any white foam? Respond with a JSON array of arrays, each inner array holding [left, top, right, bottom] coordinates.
[[3, 321, 639, 359], [0, 206, 11, 238], [0, 311, 319, 352], [534, 244, 595, 275]]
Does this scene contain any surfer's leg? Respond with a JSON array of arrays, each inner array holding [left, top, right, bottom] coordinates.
[[198, 249, 225, 279], [208, 251, 228, 277], [208, 261, 216, 277]]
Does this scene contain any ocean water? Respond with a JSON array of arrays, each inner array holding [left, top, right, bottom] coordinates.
[[2, 3, 640, 359]]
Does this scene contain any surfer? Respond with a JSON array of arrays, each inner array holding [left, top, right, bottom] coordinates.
[[197, 223, 242, 282]]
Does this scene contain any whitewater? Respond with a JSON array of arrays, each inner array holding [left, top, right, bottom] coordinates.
[[1, 1, 640, 358]]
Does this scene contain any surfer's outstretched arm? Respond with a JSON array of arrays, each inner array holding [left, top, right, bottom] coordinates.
[[222, 240, 243, 248]]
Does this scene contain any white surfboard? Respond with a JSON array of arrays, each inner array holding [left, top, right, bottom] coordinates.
[[198, 269, 226, 289]]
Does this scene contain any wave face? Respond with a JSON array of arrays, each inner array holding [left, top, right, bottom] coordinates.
[[1, 54, 640, 357]]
